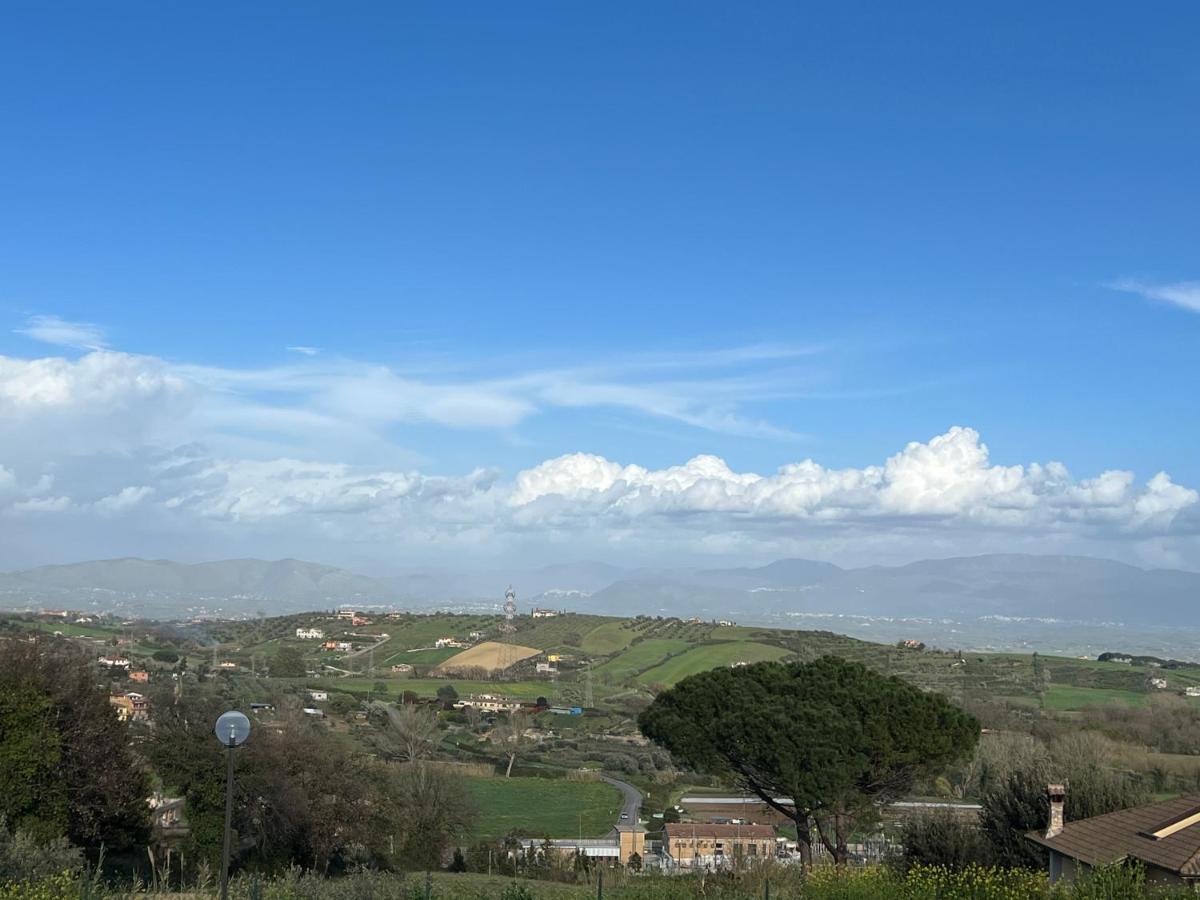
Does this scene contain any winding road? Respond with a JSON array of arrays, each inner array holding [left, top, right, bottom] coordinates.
[[601, 774, 643, 827]]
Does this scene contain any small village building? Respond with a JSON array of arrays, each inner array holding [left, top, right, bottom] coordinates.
[[531, 608, 559, 618], [520, 826, 644, 865], [351, 616, 371, 626], [454, 693, 523, 713], [663, 824, 776, 868], [1151, 677, 1169, 690], [296, 627, 325, 639], [435, 637, 466, 649], [110, 691, 150, 723], [99, 655, 131, 668], [308, 690, 329, 702], [335, 609, 357, 620], [1028, 787, 1200, 886], [129, 670, 150, 683], [147, 792, 189, 846], [1184, 687, 1200, 698], [536, 662, 557, 674], [391, 663, 414, 673], [302, 707, 324, 717], [217, 661, 238, 670]]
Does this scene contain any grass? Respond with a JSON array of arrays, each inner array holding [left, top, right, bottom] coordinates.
[[580, 621, 638, 656], [1041, 685, 1148, 710], [464, 776, 623, 841], [636, 641, 791, 686], [382, 647, 460, 666], [596, 640, 690, 681]]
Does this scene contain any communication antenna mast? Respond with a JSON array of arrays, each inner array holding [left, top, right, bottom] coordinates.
[[504, 586, 517, 621]]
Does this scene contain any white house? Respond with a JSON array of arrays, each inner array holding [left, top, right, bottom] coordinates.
[[435, 637, 466, 649], [1184, 687, 1200, 698], [295, 627, 325, 640], [454, 693, 524, 713], [536, 662, 557, 675], [308, 690, 329, 702], [1150, 677, 1169, 690], [531, 608, 559, 618]]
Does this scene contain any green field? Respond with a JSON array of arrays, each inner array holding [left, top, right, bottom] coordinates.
[[1042, 685, 1148, 710], [381, 647, 459, 666], [465, 776, 622, 841], [580, 621, 637, 655], [596, 639, 690, 681], [636, 641, 791, 686]]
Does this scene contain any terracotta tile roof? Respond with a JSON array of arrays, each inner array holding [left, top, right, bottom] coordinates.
[[665, 824, 775, 840], [1027, 795, 1200, 876]]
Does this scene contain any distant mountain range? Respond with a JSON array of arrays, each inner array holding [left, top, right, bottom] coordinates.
[[0, 553, 1197, 627]]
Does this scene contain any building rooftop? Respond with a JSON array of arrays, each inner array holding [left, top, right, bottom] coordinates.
[[1028, 794, 1200, 877]]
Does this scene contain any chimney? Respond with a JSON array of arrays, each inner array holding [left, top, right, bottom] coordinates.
[[1045, 784, 1066, 839]]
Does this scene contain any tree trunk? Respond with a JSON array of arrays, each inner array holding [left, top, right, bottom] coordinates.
[[506, 752, 516, 777], [788, 813, 814, 870], [813, 815, 846, 867]]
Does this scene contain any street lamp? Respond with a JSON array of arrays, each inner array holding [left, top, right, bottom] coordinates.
[[214, 710, 251, 900]]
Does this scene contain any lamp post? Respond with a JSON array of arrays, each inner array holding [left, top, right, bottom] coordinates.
[[214, 710, 251, 900]]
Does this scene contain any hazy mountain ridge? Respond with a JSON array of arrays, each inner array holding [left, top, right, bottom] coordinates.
[[0, 553, 1197, 626]]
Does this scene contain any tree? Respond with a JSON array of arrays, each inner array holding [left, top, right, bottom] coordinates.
[[152, 649, 180, 664], [270, 646, 307, 678], [372, 702, 441, 762], [0, 638, 150, 853], [391, 763, 475, 871], [490, 711, 529, 777], [436, 684, 459, 705], [638, 656, 979, 866]]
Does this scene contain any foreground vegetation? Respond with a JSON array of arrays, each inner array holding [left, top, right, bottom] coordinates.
[[3, 864, 1199, 900]]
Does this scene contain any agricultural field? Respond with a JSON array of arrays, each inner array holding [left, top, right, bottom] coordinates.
[[635, 641, 791, 686], [594, 639, 690, 682], [464, 776, 623, 841], [579, 621, 638, 655], [1041, 685, 1149, 710], [436, 641, 542, 674], [382, 646, 459, 666]]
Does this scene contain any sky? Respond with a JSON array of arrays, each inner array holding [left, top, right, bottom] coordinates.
[[1, 2, 1198, 573]]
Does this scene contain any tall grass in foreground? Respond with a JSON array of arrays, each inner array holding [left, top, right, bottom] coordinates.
[[0, 864, 1190, 899]]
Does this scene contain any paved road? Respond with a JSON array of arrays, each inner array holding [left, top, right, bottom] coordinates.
[[601, 775, 642, 827]]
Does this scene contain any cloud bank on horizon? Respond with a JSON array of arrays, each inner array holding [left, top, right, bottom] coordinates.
[[1, 326, 1197, 573]]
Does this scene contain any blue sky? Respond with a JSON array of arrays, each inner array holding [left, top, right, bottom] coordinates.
[[0, 3, 1197, 572]]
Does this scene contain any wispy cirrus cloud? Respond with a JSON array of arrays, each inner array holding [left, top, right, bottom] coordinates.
[[1108, 278, 1200, 314], [15, 314, 109, 349]]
